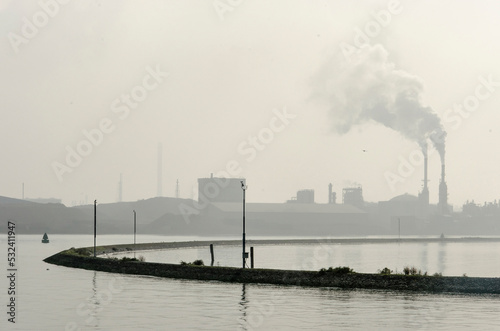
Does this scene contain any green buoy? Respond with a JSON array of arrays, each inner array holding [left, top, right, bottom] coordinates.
[[42, 233, 49, 244]]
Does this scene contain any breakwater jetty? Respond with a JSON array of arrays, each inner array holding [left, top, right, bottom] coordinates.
[[43, 238, 500, 294]]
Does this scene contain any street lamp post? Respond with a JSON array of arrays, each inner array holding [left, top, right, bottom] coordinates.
[[133, 210, 137, 246], [241, 181, 247, 269], [94, 200, 97, 258], [133, 210, 137, 258]]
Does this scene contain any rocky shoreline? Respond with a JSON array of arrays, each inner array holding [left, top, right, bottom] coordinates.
[[43, 239, 500, 295]]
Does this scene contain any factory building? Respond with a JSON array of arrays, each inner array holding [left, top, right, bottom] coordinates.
[[196, 177, 376, 235], [287, 189, 315, 203], [198, 174, 246, 204], [378, 194, 422, 233], [342, 187, 364, 209], [194, 152, 454, 236]]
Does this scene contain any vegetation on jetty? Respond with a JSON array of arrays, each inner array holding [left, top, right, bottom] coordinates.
[[43, 243, 500, 295]]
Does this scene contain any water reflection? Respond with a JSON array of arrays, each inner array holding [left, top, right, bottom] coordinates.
[[437, 241, 447, 274], [88, 271, 101, 328], [420, 242, 428, 272], [238, 283, 248, 331]]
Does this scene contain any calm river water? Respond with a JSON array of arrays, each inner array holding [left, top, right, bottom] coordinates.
[[2, 234, 500, 330]]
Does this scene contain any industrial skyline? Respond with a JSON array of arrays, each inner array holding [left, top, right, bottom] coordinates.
[[2, 1, 500, 209]]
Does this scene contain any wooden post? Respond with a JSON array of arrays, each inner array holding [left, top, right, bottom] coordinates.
[[210, 244, 214, 266], [250, 246, 254, 269]]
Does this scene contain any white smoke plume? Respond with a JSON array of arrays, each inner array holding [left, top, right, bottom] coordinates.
[[313, 44, 446, 163]]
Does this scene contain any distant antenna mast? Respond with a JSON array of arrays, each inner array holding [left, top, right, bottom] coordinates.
[[175, 179, 180, 198], [22, 182, 24, 200], [157, 143, 163, 197], [118, 173, 123, 202]]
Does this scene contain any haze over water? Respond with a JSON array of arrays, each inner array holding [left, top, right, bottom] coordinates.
[[3, 1, 500, 329], [4, 235, 500, 330]]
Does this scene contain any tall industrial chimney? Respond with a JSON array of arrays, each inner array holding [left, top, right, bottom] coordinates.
[[157, 143, 163, 197], [418, 147, 429, 217], [438, 162, 448, 214]]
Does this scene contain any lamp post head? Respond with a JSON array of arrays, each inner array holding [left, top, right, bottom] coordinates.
[[241, 181, 246, 190]]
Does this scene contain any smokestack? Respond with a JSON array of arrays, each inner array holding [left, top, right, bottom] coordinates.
[[438, 160, 448, 214], [418, 147, 429, 218], [157, 143, 163, 197]]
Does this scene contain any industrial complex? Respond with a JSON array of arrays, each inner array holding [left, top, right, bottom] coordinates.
[[192, 145, 498, 236], [3, 147, 498, 237]]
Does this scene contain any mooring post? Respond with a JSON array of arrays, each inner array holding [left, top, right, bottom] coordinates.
[[250, 246, 254, 269], [210, 244, 214, 266]]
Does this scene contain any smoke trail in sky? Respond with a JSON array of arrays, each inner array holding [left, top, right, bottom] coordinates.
[[313, 44, 446, 162]]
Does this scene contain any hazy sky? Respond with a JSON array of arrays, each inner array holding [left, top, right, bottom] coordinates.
[[2, 0, 500, 208]]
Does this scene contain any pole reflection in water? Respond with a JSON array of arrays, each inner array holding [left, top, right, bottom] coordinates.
[[88, 271, 102, 328], [238, 283, 248, 331]]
